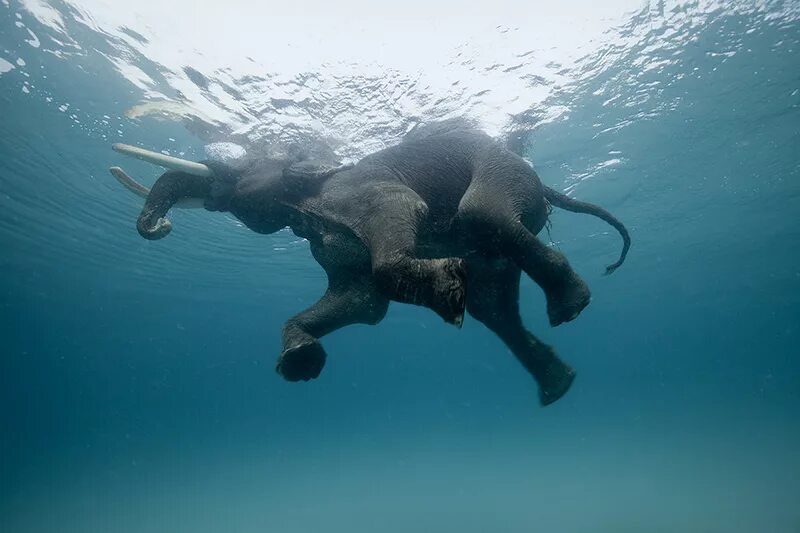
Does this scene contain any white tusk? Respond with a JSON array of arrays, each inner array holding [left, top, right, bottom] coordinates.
[[109, 166, 204, 209], [110, 166, 149, 199], [112, 143, 213, 177]]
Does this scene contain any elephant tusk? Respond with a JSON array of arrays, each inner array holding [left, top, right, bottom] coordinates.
[[112, 143, 213, 178], [109, 166, 150, 199]]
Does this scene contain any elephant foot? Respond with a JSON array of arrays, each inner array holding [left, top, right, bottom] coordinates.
[[546, 275, 591, 327], [537, 359, 576, 407], [430, 258, 467, 327], [276, 341, 327, 382]]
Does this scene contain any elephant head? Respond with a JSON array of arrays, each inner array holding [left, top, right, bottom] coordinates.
[[110, 144, 218, 240], [110, 143, 353, 239]]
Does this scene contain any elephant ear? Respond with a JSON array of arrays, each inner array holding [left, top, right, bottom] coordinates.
[[283, 161, 353, 182], [202, 160, 241, 212]]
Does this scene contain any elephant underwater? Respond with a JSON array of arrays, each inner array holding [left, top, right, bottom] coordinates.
[[110, 120, 630, 407]]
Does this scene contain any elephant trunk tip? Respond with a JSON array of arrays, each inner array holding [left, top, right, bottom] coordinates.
[[137, 216, 172, 240]]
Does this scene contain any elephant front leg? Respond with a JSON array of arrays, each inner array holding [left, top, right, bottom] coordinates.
[[277, 275, 389, 382], [373, 255, 467, 327], [358, 189, 467, 326]]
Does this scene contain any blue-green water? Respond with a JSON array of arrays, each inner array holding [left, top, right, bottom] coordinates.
[[1, 1, 799, 531]]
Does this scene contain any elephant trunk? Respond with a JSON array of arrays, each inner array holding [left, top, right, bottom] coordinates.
[[137, 171, 213, 240]]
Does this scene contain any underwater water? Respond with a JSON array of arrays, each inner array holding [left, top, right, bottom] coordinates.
[[1, 0, 799, 531]]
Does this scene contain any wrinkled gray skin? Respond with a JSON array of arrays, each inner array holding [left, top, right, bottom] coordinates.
[[135, 120, 630, 406]]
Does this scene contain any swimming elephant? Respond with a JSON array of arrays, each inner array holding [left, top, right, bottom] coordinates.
[[110, 120, 630, 406]]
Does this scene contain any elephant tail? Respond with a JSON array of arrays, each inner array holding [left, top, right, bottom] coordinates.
[[543, 186, 630, 275]]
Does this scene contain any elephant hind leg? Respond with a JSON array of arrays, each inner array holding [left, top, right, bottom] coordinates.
[[277, 272, 389, 382], [457, 179, 590, 327], [465, 255, 575, 406]]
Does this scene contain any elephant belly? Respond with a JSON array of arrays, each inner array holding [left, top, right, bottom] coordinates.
[[308, 230, 372, 272], [415, 222, 470, 260]]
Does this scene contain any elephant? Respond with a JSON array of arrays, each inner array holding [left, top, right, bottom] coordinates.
[[110, 119, 630, 406]]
